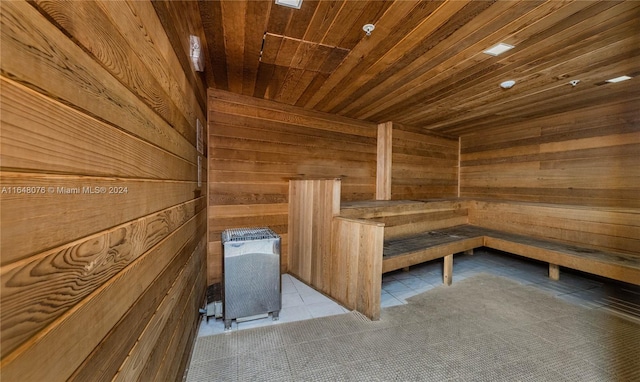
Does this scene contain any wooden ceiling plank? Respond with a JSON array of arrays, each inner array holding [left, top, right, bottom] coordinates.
[[198, 0, 229, 90], [302, 0, 424, 108], [337, 1, 393, 50], [320, 0, 368, 47], [254, 62, 277, 99], [295, 72, 329, 107], [304, 44, 333, 72], [220, 0, 247, 94], [274, 68, 305, 103], [428, 80, 640, 136], [266, 1, 293, 35], [399, 5, 640, 128], [303, 0, 345, 44], [363, 1, 619, 123], [284, 0, 320, 39], [274, 37, 302, 67], [351, 0, 557, 120], [264, 65, 289, 100], [394, 2, 638, 125], [377, 16, 638, 126], [338, 0, 534, 118], [290, 40, 319, 70], [242, 0, 272, 96], [317, 0, 489, 113]]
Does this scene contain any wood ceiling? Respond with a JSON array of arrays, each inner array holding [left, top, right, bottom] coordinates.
[[197, 0, 640, 136]]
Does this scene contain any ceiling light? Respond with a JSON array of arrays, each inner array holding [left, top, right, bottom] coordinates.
[[483, 43, 515, 56], [606, 75, 632, 83], [500, 80, 516, 89], [363, 24, 375, 36], [275, 0, 302, 9]]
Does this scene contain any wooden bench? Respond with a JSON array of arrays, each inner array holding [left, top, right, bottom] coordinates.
[[287, 179, 640, 320], [383, 225, 640, 286]]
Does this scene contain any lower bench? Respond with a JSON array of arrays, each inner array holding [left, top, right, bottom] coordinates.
[[384, 225, 640, 287]]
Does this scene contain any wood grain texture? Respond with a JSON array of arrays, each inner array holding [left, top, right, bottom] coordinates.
[[468, 200, 640, 256], [391, 124, 459, 200], [288, 179, 341, 294], [0, 0, 196, 163], [1, 0, 207, 379], [331, 217, 384, 320], [32, 0, 198, 144], [198, 1, 640, 135], [207, 89, 377, 283], [460, 100, 640, 207], [376, 122, 392, 200], [1, 197, 204, 358]]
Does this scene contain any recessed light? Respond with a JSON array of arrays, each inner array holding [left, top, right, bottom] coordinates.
[[606, 75, 632, 83], [483, 43, 515, 56], [275, 0, 302, 9], [500, 80, 516, 89]]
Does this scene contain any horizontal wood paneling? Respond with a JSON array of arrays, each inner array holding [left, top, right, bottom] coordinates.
[[1, 1, 206, 380], [460, 100, 640, 208], [208, 89, 377, 284], [469, 200, 640, 257], [391, 124, 459, 200]]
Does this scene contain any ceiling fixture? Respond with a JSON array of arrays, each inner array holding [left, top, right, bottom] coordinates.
[[500, 80, 516, 89], [606, 75, 632, 83], [363, 24, 375, 36], [569, 80, 580, 87], [275, 0, 302, 9], [483, 43, 515, 56], [189, 35, 204, 72]]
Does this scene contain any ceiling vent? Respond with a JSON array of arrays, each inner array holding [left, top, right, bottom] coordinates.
[[275, 0, 302, 9]]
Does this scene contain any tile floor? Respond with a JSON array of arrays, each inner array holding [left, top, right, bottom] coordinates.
[[198, 249, 640, 338], [197, 273, 350, 336]]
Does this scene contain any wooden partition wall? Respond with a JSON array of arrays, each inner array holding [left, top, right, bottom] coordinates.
[[460, 99, 640, 208], [288, 179, 341, 294], [1, 1, 207, 380], [207, 90, 379, 284], [288, 179, 384, 320]]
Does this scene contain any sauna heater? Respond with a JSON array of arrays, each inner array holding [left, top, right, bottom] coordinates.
[[221, 227, 281, 330]]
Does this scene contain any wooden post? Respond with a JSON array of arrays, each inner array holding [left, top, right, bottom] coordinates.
[[376, 122, 392, 200], [402, 267, 410, 272], [443, 254, 453, 286], [549, 263, 560, 281], [464, 249, 474, 256]]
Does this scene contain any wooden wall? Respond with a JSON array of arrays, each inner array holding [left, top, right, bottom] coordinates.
[[460, 99, 640, 208], [0, 1, 207, 380], [391, 123, 459, 200], [207, 89, 378, 284]]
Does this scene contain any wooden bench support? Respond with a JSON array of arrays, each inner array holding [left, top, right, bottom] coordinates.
[[464, 249, 474, 256], [443, 254, 453, 286], [402, 267, 410, 272], [549, 263, 560, 281]]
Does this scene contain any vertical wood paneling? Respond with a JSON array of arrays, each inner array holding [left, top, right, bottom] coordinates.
[[376, 122, 392, 200], [288, 179, 341, 294], [331, 217, 384, 320], [0, 1, 206, 380], [208, 89, 378, 284], [391, 124, 459, 200], [460, 100, 640, 208]]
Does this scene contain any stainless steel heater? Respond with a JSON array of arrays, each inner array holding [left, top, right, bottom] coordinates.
[[221, 227, 281, 330]]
